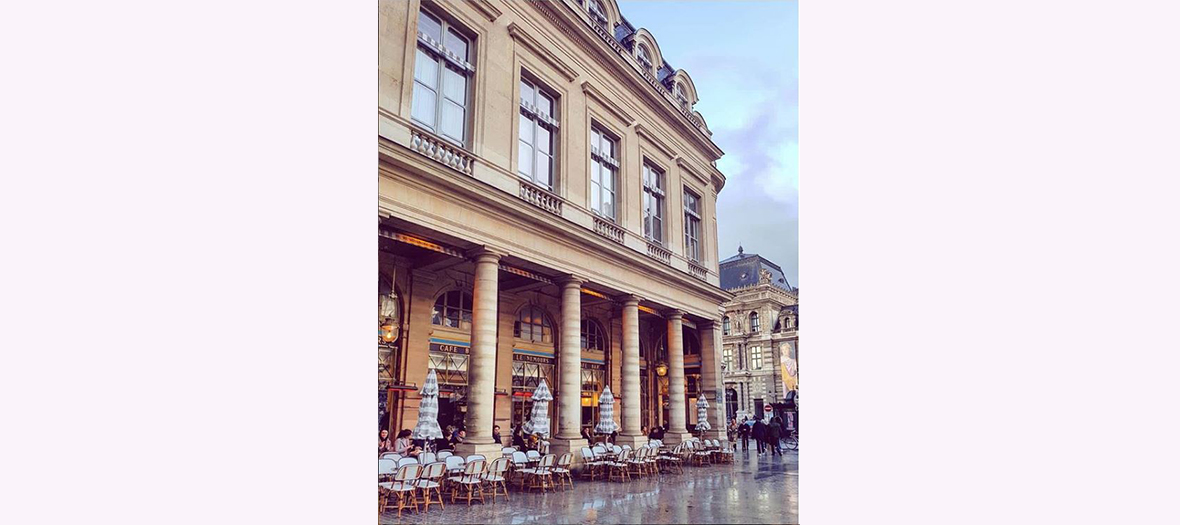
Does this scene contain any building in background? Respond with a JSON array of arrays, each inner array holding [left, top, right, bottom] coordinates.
[[379, 0, 732, 459], [719, 246, 799, 423]]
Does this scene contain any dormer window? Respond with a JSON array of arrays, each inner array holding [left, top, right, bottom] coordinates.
[[674, 81, 689, 109], [588, 0, 608, 28], [637, 44, 653, 71]]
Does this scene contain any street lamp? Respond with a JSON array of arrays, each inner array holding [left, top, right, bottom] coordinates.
[[654, 362, 668, 377]]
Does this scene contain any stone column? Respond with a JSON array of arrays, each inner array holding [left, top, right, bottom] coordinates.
[[550, 276, 589, 459], [663, 310, 691, 444], [614, 295, 648, 448], [699, 319, 728, 444], [455, 248, 503, 458]]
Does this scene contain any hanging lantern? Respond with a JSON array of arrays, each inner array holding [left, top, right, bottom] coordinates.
[[655, 362, 668, 377]]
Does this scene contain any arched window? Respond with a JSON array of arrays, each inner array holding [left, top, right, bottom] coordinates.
[[514, 305, 552, 343], [749, 311, 760, 333], [588, 0, 608, 28], [722, 316, 730, 335], [674, 81, 689, 108], [637, 43, 652, 70], [684, 330, 700, 356], [581, 319, 607, 351], [431, 290, 472, 329]]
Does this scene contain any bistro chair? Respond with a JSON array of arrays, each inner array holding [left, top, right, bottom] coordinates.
[[378, 459, 396, 481], [627, 447, 649, 478], [465, 454, 486, 464], [380, 463, 421, 518], [416, 461, 446, 511], [579, 447, 603, 481], [520, 453, 556, 493], [525, 449, 541, 466], [510, 451, 530, 489], [449, 458, 486, 506], [436, 451, 453, 460], [691, 440, 711, 466], [482, 457, 511, 502], [397, 457, 418, 468], [443, 455, 465, 490], [380, 452, 401, 461], [607, 448, 631, 483], [551, 452, 574, 489], [658, 443, 684, 474], [641, 445, 659, 475], [501, 447, 516, 457], [420, 451, 437, 465]]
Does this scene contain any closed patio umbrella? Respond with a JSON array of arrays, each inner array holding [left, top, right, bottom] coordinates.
[[594, 385, 619, 435], [695, 394, 711, 434], [411, 369, 444, 449], [522, 378, 553, 438]]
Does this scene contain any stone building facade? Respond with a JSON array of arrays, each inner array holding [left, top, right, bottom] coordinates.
[[379, 0, 731, 461], [719, 247, 799, 423]]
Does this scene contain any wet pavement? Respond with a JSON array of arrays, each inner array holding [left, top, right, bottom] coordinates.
[[379, 446, 798, 524]]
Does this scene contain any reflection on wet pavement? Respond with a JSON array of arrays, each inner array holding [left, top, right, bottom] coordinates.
[[379, 448, 798, 524]]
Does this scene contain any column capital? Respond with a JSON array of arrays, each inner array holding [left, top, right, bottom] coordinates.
[[557, 274, 585, 288], [619, 294, 643, 306], [664, 309, 685, 321], [467, 246, 505, 262]]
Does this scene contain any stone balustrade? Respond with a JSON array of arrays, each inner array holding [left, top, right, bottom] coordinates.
[[409, 128, 475, 176], [518, 179, 563, 216]]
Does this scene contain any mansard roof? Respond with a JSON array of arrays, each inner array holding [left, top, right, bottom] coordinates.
[[719, 248, 794, 292]]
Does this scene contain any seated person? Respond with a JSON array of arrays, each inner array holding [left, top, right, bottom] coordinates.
[[393, 429, 421, 457]]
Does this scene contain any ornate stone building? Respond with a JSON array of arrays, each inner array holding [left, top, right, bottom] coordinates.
[[719, 246, 799, 423], [379, 0, 731, 460]]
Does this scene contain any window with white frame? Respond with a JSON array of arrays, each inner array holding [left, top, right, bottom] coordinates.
[[431, 290, 473, 329], [749, 311, 760, 333], [637, 43, 653, 71], [673, 81, 689, 109], [642, 162, 665, 244], [722, 316, 731, 335], [588, 0, 609, 28], [750, 345, 763, 370], [518, 77, 558, 189], [683, 188, 702, 262], [722, 345, 732, 370], [590, 127, 619, 220], [412, 8, 474, 146]]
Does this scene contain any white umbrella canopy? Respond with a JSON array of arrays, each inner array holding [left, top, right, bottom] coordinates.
[[411, 369, 444, 441], [594, 385, 619, 435], [695, 394, 711, 433], [522, 378, 553, 438]]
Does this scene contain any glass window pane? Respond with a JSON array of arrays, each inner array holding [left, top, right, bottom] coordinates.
[[538, 93, 553, 118], [519, 115, 533, 145], [442, 67, 466, 103], [603, 168, 613, 191], [411, 83, 436, 128], [414, 49, 438, 86], [440, 101, 464, 142], [462, 293, 472, 310], [536, 153, 551, 188], [604, 190, 614, 218], [604, 138, 613, 159], [445, 28, 468, 62], [536, 126, 550, 154], [518, 140, 533, 178], [520, 80, 533, 105], [418, 11, 442, 42], [591, 179, 601, 211], [591, 129, 600, 148]]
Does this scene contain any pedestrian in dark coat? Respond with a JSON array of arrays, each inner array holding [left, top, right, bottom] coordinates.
[[738, 420, 750, 450], [752, 419, 767, 454], [766, 417, 783, 456]]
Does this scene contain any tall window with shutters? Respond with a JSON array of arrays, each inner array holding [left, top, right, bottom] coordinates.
[[411, 8, 474, 146], [642, 162, 665, 244], [590, 126, 619, 220], [518, 77, 558, 189]]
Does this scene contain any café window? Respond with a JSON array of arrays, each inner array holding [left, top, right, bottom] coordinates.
[[431, 290, 472, 329], [581, 319, 607, 351], [514, 305, 553, 343]]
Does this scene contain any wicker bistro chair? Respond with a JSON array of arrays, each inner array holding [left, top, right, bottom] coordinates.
[[416, 461, 447, 511], [643, 445, 660, 475], [501, 447, 516, 457], [482, 457, 511, 502], [380, 463, 422, 518], [717, 440, 736, 463], [509, 451, 530, 489], [380, 452, 401, 461], [419, 451, 437, 465], [397, 457, 419, 468], [448, 458, 486, 505], [607, 448, 631, 483], [657, 443, 684, 474], [436, 451, 453, 460], [626, 446, 648, 478], [551, 452, 574, 489], [518, 453, 557, 493], [524, 450, 541, 467], [579, 447, 604, 480]]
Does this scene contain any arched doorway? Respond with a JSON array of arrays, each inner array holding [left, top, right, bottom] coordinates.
[[378, 272, 404, 433]]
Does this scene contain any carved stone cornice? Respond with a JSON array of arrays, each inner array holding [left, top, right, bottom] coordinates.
[[582, 80, 635, 125], [635, 124, 675, 160], [464, 0, 502, 23], [508, 22, 577, 82]]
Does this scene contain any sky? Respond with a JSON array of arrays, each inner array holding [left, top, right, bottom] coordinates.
[[618, 0, 799, 287]]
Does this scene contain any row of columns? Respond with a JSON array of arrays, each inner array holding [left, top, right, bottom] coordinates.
[[455, 248, 727, 461]]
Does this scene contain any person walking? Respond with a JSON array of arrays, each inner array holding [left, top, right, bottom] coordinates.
[[738, 419, 750, 450], [752, 418, 767, 454], [766, 417, 783, 456]]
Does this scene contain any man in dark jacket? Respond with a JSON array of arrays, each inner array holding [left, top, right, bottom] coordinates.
[[752, 419, 767, 454], [766, 417, 783, 456], [738, 419, 751, 450]]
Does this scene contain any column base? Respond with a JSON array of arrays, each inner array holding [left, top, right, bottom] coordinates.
[[453, 441, 504, 459], [613, 433, 649, 448], [661, 431, 693, 445], [548, 436, 589, 467]]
